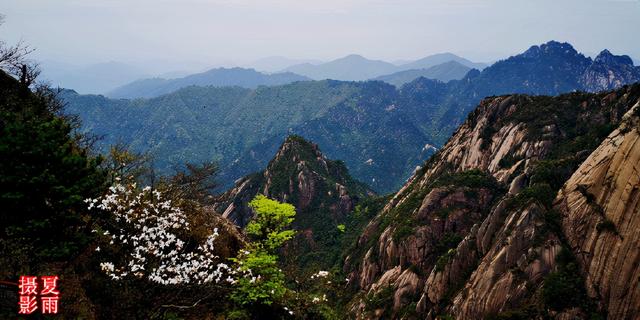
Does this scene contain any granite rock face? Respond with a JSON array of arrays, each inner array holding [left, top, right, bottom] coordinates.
[[212, 135, 373, 228], [211, 135, 374, 272], [555, 101, 640, 319], [580, 50, 640, 92], [344, 84, 640, 319]]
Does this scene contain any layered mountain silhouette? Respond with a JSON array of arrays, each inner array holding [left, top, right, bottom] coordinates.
[[107, 67, 310, 99], [396, 52, 487, 70], [284, 54, 398, 81], [283, 52, 486, 81], [245, 56, 323, 73], [40, 60, 151, 94], [63, 41, 640, 193], [373, 60, 472, 86], [105, 53, 487, 99]]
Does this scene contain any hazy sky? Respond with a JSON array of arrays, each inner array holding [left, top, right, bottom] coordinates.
[[1, 0, 639, 72]]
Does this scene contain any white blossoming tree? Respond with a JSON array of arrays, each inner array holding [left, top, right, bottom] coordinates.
[[88, 178, 330, 318], [86, 178, 232, 286]]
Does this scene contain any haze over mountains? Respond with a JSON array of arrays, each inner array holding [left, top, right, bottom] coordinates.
[[106, 53, 486, 99], [39, 60, 151, 94], [373, 61, 471, 87], [63, 41, 640, 193], [282, 52, 487, 81], [245, 56, 323, 73], [45, 52, 487, 97], [107, 67, 310, 99]]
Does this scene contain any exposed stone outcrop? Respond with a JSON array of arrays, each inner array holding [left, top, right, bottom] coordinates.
[[212, 135, 374, 228], [580, 50, 640, 92], [555, 101, 640, 319], [345, 84, 640, 319], [212, 135, 374, 273], [448, 202, 562, 318]]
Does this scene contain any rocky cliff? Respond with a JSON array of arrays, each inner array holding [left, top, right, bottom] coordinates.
[[555, 100, 640, 318], [212, 135, 374, 272], [343, 84, 640, 319], [581, 50, 640, 92]]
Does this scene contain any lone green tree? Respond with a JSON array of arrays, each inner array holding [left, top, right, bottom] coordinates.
[[229, 194, 296, 318]]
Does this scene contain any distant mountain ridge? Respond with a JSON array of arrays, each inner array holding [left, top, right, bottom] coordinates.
[[396, 52, 487, 70], [63, 41, 640, 193], [283, 52, 486, 81], [373, 61, 472, 86], [105, 53, 486, 98], [40, 60, 151, 94], [107, 67, 310, 99], [246, 56, 323, 73], [284, 54, 398, 81], [580, 49, 640, 92]]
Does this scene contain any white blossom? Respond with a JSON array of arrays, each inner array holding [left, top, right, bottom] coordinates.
[[88, 180, 232, 285], [310, 270, 329, 279]]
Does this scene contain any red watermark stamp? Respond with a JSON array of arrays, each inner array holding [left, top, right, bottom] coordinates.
[[18, 275, 59, 314]]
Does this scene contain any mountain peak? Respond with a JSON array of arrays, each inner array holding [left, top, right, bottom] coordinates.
[[285, 54, 396, 81], [522, 40, 579, 58], [399, 52, 487, 71], [594, 49, 634, 66], [270, 135, 324, 166], [211, 135, 374, 272], [342, 54, 366, 60]]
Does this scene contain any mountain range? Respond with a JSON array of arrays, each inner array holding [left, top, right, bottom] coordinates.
[[283, 52, 486, 81], [108, 52, 487, 99], [245, 56, 324, 73], [106, 67, 310, 99], [372, 61, 472, 87], [394, 52, 487, 70], [283, 54, 398, 81], [62, 41, 640, 193]]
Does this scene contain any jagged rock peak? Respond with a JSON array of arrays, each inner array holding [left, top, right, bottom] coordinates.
[[594, 49, 635, 66], [212, 135, 375, 273], [522, 40, 581, 58], [212, 135, 374, 228], [269, 135, 326, 169]]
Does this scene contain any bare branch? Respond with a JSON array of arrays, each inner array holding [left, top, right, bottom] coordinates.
[[0, 16, 39, 85]]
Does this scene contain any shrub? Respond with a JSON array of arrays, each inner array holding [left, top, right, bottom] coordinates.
[[364, 285, 394, 312], [435, 249, 456, 272], [596, 219, 617, 234], [434, 169, 497, 189], [542, 248, 588, 311], [498, 154, 521, 169], [509, 183, 555, 209], [434, 233, 463, 255]]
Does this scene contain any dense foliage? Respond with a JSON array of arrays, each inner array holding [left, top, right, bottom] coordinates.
[[0, 70, 106, 272], [228, 195, 295, 317]]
